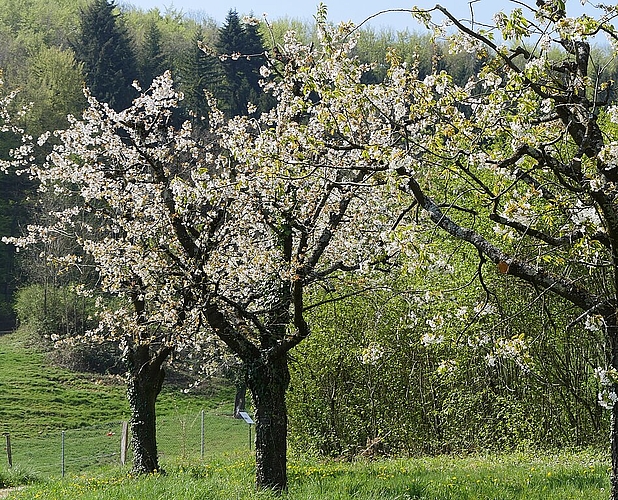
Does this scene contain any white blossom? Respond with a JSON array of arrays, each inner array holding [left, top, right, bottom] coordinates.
[[585, 314, 604, 332], [361, 343, 384, 365], [421, 331, 444, 346]]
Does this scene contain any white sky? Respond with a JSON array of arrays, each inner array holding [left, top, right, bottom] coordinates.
[[119, 0, 598, 31]]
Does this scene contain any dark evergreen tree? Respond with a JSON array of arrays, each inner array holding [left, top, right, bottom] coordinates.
[[178, 26, 222, 125], [242, 18, 274, 113], [72, 0, 138, 110], [216, 10, 269, 117], [242, 18, 267, 90], [138, 20, 166, 86]]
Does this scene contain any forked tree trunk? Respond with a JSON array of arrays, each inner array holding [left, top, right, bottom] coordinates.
[[126, 344, 169, 474], [247, 354, 290, 492]]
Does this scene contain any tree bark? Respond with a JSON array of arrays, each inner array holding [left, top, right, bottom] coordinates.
[[610, 403, 618, 500], [126, 344, 170, 474], [246, 354, 290, 492], [608, 319, 618, 500]]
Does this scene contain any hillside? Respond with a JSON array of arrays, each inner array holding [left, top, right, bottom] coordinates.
[[0, 330, 129, 437], [0, 329, 246, 477]]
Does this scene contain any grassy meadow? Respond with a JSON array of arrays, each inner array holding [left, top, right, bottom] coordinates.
[[3, 450, 610, 499], [0, 329, 612, 499]]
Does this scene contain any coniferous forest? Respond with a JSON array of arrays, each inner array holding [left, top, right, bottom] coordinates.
[[4, 0, 618, 496]]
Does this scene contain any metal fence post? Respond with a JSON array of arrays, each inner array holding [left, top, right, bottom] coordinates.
[[200, 410, 205, 460], [61, 431, 65, 477], [3, 432, 11, 468]]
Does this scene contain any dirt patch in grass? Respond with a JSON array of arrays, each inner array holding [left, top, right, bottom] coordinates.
[[0, 486, 24, 498]]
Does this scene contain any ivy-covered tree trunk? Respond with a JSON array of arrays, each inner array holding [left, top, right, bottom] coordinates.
[[607, 397, 618, 500], [608, 319, 618, 500], [126, 344, 170, 474], [247, 354, 290, 492]]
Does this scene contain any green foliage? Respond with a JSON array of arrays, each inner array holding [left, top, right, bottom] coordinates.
[[22, 46, 86, 133], [12, 284, 123, 373], [0, 0, 88, 48], [137, 20, 166, 86], [14, 284, 96, 340], [354, 28, 486, 85], [177, 25, 222, 123], [0, 137, 33, 330], [289, 254, 606, 457], [124, 7, 219, 84], [0, 0, 88, 133], [0, 467, 37, 489]]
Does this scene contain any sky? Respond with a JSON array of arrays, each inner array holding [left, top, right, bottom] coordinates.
[[119, 0, 597, 32]]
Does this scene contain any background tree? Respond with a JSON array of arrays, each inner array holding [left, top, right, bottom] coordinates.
[[0, 170, 29, 331], [23, 46, 86, 134], [137, 19, 166, 86], [0, 75, 34, 331], [177, 25, 222, 124], [240, 15, 272, 112], [71, 0, 138, 110], [216, 10, 269, 116]]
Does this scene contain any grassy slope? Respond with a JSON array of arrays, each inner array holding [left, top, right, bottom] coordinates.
[[0, 329, 247, 480], [0, 331, 128, 437], [0, 330, 237, 436]]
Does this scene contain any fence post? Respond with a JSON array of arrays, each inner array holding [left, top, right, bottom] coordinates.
[[200, 410, 205, 460], [61, 431, 65, 477], [3, 433, 11, 468], [120, 421, 129, 466]]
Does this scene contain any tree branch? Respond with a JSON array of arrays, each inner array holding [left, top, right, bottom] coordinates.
[[397, 166, 612, 316], [489, 212, 610, 248]]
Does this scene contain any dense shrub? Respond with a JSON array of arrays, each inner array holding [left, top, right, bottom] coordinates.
[[14, 284, 93, 338], [14, 284, 121, 373], [288, 280, 607, 457]]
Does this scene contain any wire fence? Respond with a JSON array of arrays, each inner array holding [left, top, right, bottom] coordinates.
[[2, 410, 251, 477]]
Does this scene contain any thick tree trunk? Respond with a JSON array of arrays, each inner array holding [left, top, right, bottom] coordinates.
[[247, 354, 290, 492], [609, 319, 618, 500], [610, 388, 618, 498], [126, 345, 169, 474]]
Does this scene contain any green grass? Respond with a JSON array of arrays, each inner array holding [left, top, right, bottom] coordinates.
[[0, 330, 127, 437], [3, 449, 610, 499], [0, 329, 238, 438], [0, 467, 38, 489]]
